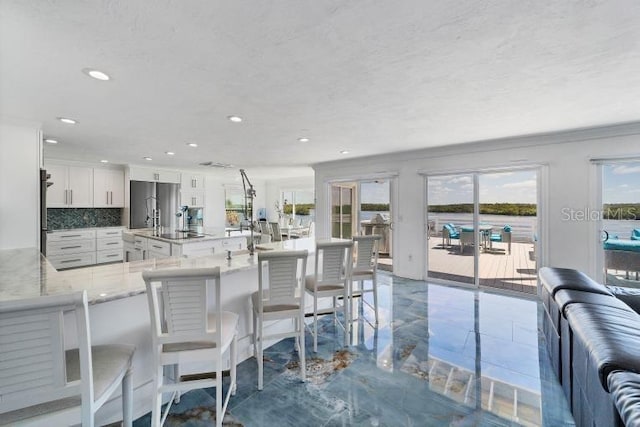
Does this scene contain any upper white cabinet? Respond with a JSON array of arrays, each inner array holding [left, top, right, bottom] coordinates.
[[46, 164, 93, 207], [94, 168, 124, 207], [181, 173, 205, 191], [129, 166, 180, 184], [180, 173, 206, 207]]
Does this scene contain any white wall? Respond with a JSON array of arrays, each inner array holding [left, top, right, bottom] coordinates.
[[0, 121, 41, 249], [313, 123, 640, 281]]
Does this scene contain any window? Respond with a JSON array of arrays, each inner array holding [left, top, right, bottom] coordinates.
[[280, 190, 315, 225], [225, 186, 246, 227]]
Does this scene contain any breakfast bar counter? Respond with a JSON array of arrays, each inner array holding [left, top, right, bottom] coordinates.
[[0, 238, 334, 424]]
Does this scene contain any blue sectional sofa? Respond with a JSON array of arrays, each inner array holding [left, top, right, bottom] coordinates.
[[540, 267, 640, 426]]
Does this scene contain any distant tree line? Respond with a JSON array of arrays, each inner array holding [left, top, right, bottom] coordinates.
[[284, 203, 314, 215], [428, 203, 537, 216], [603, 204, 640, 220], [361, 203, 390, 211]]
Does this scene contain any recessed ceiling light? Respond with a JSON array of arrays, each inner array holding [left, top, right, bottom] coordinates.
[[165, 151, 175, 155], [298, 137, 310, 143], [58, 117, 77, 124], [44, 138, 58, 144], [186, 142, 198, 147], [143, 157, 152, 161], [227, 115, 243, 123], [340, 150, 350, 154], [100, 159, 109, 163], [82, 68, 110, 81]]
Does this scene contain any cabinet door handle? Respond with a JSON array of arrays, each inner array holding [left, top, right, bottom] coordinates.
[[106, 254, 119, 258], [152, 244, 163, 249], [192, 178, 196, 188], [192, 197, 196, 205], [61, 259, 82, 263], [60, 234, 82, 238], [105, 232, 119, 235], [64, 189, 67, 204], [61, 245, 82, 249], [70, 190, 73, 205], [106, 242, 119, 245], [107, 191, 109, 204]]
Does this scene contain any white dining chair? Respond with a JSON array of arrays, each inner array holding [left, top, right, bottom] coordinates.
[[0, 291, 134, 427], [351, 235, 382, 325], [269, 222, 283, 242], [305, 240, 354, 352], [252, 250, 308, 390], [143, 267, 238, 427]]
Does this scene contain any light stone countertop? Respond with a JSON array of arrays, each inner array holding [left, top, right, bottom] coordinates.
[[0, 237, 335, 305], [125, 228, 257, 245]]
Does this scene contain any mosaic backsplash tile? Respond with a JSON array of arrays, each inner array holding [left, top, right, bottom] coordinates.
[[47, 208, 123, 230]]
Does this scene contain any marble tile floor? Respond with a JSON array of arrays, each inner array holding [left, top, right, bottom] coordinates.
[[132, 272, 574, 427]]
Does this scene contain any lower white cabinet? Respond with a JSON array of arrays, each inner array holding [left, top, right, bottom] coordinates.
[[47, 230, 97, 269], [47, 227, 124, 269], [146, 238, 171, 259]]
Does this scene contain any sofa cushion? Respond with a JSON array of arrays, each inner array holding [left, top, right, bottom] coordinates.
[[608, 371, 640, 427], [604, 239, 640, 252], [566, 304, 640, 390], [539, 267, 612, 298], [608, 286, 640, 314], [555, 289, 629, 319]]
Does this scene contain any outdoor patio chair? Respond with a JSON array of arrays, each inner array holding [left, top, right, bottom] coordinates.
[[490, 225, 512, 254], [460, 228, 475, 254], [442, 223, 460, 247]]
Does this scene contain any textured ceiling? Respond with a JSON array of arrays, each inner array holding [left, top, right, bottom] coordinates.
[[1, 0, 639, 175]]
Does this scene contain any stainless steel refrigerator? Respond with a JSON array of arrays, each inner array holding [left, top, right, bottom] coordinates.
[[130, 180, 181, 231]]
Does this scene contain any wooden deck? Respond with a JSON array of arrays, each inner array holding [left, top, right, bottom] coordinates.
[[427, 240, 538, 294], [374, 240, 537, 294]]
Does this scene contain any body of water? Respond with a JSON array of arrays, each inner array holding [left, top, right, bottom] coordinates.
[[357, 211, 639, 242]]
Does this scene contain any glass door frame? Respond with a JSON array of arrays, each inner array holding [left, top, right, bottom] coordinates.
[[590, 157, 640, 283], [423, 165, 545, 292], [326, 175, 399, 272]]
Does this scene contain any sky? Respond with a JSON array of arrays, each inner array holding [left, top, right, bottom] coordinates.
[[427, 170, 538, 205], [603, 162, 640, 204]]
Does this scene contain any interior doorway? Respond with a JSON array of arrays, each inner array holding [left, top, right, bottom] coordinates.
[[330, 179, 395, 271]]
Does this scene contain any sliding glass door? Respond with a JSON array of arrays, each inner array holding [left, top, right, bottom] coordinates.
[[331, 184, 355, 239], [426, 169, 540, 293], [426, 174, 475, 285], [599, 160, 640, 285]]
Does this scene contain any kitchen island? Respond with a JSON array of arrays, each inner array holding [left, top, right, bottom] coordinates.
[[0, 237, 337, 424]]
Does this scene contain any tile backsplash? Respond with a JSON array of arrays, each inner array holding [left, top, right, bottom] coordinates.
[[47, 208, 123, 230]]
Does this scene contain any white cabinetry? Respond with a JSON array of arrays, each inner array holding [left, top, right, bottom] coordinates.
[[171, 236, 247, 258], [47, 227, 124, 269], [180, 192, 205, 207], [47, 229, 97, 269], [94, 169, 124, 207], [47, 164, 94, 207], [96, 228, 124, 263], [129, 167, 180, 184], [180, 173, 206, 207], [146, 238, 171, 259], [181, 173, 205, 191]]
